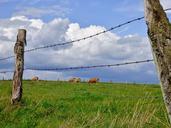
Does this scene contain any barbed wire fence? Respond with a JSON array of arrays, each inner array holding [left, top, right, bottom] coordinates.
[[0, 8, 171, 79]]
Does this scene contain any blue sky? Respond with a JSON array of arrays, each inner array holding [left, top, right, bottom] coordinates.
[[0, 0, 171, 83], [0, 0, 146, 34]]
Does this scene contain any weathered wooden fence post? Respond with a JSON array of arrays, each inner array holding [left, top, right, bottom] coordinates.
[[2, 72, 5, 80], [11, 29, 26, 104], [144, 0, 171, 123]]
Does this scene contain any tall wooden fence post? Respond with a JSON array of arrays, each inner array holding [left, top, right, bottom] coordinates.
[[144, 0, 171, 123], [11, 29, 26, 104]]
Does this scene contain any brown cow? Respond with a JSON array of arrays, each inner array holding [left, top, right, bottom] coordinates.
[[68, 78, 76, 82], [68, 77, 81, 83], [75, 78, 81, 83], [88, 78, 99, 84], [31, 76, 39, 81]]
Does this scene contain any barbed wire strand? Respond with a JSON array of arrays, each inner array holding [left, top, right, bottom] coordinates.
[[0, 55, 15, 61], [25, 59, 154, 71], [0, 70, 14, 74], [0, 59, 153, 73], [24, 17, 145, 52]]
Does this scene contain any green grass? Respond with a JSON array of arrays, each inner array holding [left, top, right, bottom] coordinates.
[[0, 80, 170, 128]]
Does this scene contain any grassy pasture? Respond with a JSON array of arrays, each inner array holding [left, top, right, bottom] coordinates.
[[0, 80, 170, 128]]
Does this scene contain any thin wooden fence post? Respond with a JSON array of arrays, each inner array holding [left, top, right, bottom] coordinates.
[[11, 29, 26, 104], [144, 0, 171, 123]]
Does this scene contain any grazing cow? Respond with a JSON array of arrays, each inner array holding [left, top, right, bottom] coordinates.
[[68, 77, 81, 83], [68, 78, 76, 82], [88, 78, 99, 84], [75, 78, 81, 83], [31, 76, 39, 81]]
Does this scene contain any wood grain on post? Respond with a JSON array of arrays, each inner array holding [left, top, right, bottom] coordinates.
[[144, 0, 171, 123], [11, 29, 26, 104]]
